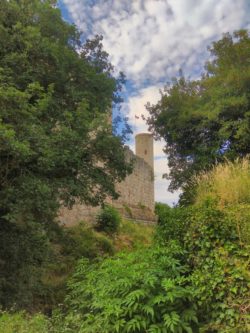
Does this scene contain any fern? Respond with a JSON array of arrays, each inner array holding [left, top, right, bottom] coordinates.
[[164, 312, 180, 332], [65, 245, 197, 333]]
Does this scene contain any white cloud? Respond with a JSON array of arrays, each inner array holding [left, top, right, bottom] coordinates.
[[62, 0, 249, 85], [124, 85, 161, 135], [61, 0, 249, 204]]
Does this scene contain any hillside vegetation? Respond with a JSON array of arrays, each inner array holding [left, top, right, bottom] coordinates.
[[0, 1, 250, 332], [1, 159, 249, 332], [194, 158, 250, 245], [59, 159, 250, 333]]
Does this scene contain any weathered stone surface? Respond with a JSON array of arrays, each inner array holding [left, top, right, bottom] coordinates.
[[58, 134, 156, 225]]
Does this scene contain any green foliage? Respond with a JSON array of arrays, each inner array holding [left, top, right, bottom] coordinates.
[[192, 157, 250, 244], [0, 311, 50, 333], [62, 223, 115, 260], [65, 245, 198, 333], [155, 202, 171, 221], [146, 30, 250, 192], [154, 157, 250, 332], [95, 205, 121, 234], [1, 162, 249, 332], [35, 223, 115, 313], [155, 203, 190, 245], [0, 0, 131, 309], [155, 202, 250, 331], [184, 158, 250, 332], [123, 204, 133, 218], [38, 219, 154, 314], [0, 219, 51, 310], [117, 219, 154, 250], [184, 202, 250, 331]]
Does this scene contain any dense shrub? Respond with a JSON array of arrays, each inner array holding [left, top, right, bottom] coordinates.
[[95, 205, 121, 234], [155, 203, 190, 245], [65, 244, 198, 333], [184, 202, 250, 331], [155, 202, 172, 224], [154, 157, 250, 332]]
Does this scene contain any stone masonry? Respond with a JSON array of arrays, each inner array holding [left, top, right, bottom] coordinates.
[[58, 133, 155, 226]]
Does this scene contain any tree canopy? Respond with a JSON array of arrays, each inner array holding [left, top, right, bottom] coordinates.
[[0, 0, 131, 221], [146, 30, 250, 195], [0, 0, 131, 307]]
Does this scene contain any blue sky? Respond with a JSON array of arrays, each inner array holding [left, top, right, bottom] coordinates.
[[58, 0, 250, 205]]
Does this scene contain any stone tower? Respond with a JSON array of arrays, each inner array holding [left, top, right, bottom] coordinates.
[[135, 133, 154, 171], [135, 133, 154, 206]]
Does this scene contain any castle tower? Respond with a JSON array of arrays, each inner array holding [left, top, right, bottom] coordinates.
[[135, 133, 154, 171], [135, 133, 154, 210]]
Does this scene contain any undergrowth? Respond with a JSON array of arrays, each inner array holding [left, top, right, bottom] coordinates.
[[114, 219, 154, 250], [0, 311, 50, 333], [2, 159, 250, 332]]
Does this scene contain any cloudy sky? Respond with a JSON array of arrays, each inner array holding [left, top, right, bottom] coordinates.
[[58, 0, 250, 205]]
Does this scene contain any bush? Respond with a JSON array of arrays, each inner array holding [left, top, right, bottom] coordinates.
[[155, 203, 190, 245], [184, 202, 250, 331], [65, 244, 198, 333], [155, 202, 171, 224], [155, 200, 250, 331], [155, 179, 250, 331], [95, 205, 121, 234]]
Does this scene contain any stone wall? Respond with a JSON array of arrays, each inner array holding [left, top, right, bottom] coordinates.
[[58, 146, 155, 226], [113, 148, 154, 211]]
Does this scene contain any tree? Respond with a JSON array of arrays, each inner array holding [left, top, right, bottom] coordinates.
[[146, 30, 250, 195], [0, 0, 131, 308]]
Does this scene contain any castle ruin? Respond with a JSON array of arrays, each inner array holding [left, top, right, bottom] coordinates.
[[59, 132, 156, 226]]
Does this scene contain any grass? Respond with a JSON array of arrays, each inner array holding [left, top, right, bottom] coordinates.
[[194, 157, 250, 207], [194, 157, 250, 244], [114, 219, 155, 251], [0, 311, 50, 333]]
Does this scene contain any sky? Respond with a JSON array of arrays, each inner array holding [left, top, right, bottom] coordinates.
[[58, 0, 250, 205]]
